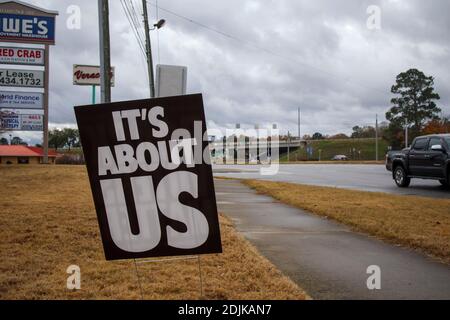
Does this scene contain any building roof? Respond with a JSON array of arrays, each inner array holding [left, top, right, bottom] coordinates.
[[0, 145, 58, 157], [0, 0, 59, 15]]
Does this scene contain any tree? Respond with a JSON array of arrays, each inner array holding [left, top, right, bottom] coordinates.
[[330, 133, 349, 140], [351, 126, 376, 138], [351, 126, 362, 138], [11, 136, 27, 146], [49, 128, 81, 151], [312, 132, 324, 140], [63, 128, 80, 151], [49, 129, 66, 151], [302, 134, 312, 140], [422, 118, 450, 135], [382, 122, 404, 150], [386, 68, 441, 138], [0, 137, 8, 145]]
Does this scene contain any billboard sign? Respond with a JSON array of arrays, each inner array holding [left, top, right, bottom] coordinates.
[[0, 68, 44, 88], [0, 46, 45, 66], [75, 94, 222, 260], [20, 114, 43, 131], [0, 113, 43, 131], [156, 64, 187, 98], [0, 91, 43, 109], [0, 14, 56, 45], [73, 65, 115, 87], [0, 113, 20, 129]]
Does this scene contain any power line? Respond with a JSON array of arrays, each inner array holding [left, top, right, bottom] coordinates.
[[120, 0, 149, 85], [128, 0, 146, 51], [121, 1, 143, 50], [129, 0, 145, 42], [120, 0, 146, 59], [145, 1, 387, 95]]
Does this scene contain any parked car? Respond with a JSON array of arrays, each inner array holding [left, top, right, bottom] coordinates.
[[332, 155, 348, 161], [387, 134, 450, 188]]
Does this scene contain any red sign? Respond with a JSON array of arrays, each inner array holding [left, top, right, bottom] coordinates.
[[0, 47, 45, 66], [73, 65, 115, 86]]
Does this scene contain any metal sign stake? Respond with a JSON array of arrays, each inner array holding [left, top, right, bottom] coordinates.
[[133, 258, 144, 300], [197, 256, 204, 298], [92, 85, 97, 104]]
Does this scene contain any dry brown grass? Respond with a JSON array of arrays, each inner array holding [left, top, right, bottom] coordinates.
[[0, 165, 308, 300], [243, 179, 450, 264]]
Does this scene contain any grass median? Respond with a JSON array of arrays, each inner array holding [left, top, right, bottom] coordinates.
[[243, 179, 450, 264], [0, 165, 308, 300]]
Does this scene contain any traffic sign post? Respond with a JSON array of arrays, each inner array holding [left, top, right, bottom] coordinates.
[[92, 85, 96, 104]]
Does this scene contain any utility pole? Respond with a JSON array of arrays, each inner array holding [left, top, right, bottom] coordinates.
[[375, 114, 379, 161], [298, 107, 301, 140], [287, 131, 290, 162], [142, 0, 155, 98], [98, 0, 111, 103], [255, 124, 260, 164]]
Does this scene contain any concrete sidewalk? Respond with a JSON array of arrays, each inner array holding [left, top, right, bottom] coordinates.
[[215, 179, 450, 300]]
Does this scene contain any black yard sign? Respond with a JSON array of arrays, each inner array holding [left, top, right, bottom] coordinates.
[[74, 94, 222, 260]]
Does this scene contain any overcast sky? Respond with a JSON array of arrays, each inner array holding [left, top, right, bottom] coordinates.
[[2, 0, 449, 144]]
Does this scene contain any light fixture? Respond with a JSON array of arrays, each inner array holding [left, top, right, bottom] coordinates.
[[153, 19, 166, 29]]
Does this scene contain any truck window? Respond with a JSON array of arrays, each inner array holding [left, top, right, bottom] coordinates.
[[444, 137, 450, 148], [428, 137, 441, 150], [412, 138, 428, 151]]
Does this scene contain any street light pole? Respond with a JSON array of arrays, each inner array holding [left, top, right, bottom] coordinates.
[[375, 114, 379, 161], [287, 131, 290, 162], [142, 0, 155, 98]]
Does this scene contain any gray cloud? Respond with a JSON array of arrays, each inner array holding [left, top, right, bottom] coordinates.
[[3, 0, 449, 145]]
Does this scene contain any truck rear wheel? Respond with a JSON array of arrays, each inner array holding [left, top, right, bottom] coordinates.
[[440, 170, 450, 187], [394, 166, 410, 188]]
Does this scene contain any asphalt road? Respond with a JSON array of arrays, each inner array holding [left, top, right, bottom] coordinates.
[[215, 179, 450, 300], [213, 164, 450, 199]]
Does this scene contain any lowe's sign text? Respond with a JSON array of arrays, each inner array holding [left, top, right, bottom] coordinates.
[[0, 14, 55, 44]]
